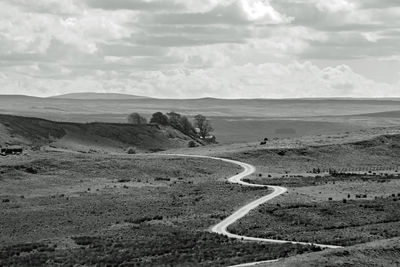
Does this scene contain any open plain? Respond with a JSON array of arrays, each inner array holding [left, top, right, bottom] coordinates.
[[1, 97, 400, 266]]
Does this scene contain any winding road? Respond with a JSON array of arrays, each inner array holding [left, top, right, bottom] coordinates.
[[164, 153, 341, 248], [161, 153, 341, 265]]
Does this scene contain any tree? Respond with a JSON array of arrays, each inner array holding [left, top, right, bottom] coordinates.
[[194, 114, 213, 138], [150, 112, 169, 125], [127, 113, 147, 125], [167, 112, 183, 131], [180, 116, 195, 136]]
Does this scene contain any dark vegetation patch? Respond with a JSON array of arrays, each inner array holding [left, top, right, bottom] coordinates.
[[229, 197, 400, 247], [0, 154, 234, 185], [0, 164, 43, 177], [124, 215, 163, 224], [0, 114, 190, 151], [0, 243, 55, 259], [246, 174, 400, 187], [1, 231, 321, 266], [0, 153, 281, 265]]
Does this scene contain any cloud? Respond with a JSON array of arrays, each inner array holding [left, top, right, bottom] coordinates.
[[1, 61, 398, 98], [0, 1, 135, 56], [142, 0, 291, 26], [359, 0, 400, 9], [0, 0, 399, 99], [85, 0, 182, 11], [316, 0, 356, 13]]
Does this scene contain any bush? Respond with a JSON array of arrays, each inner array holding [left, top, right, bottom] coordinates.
[[188, 141, 198, 148], [154, 177, 171, 181], [25, 166, 38, 174], [126, 147, 136, 154], [150, 112, 169, 125], [127, 113, 147, 125]]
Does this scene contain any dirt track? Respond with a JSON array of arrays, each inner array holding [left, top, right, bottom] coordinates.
[[160, 153, 342, 266]]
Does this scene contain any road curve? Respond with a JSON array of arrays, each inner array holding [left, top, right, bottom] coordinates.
[[161, 153, 341, 250]]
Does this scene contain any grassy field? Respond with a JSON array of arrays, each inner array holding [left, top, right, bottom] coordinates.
[[216, 134, 400, 261], [0, 114, 193, 152], [2, 95, 400, 144], [222, 134, 400, 174], [229, 193, 400, 246], [210, 117, 371, 144], [2, 117, 400, 265], [2, 96, 400, 118], [263, 237, 400, 267], [0, 152, 320, 266]]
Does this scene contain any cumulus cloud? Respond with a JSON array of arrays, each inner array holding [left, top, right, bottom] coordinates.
[[316, 0, 356, 13], [1, 61, 398, 99], [0, 0, 399, 98]]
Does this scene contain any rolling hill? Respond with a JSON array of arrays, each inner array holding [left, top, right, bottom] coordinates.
[[2, 95, 400, 118], [0, 114, 193, 153], [264, 237, 400, 267], [51, 92, 150, 100], [1, 94, 400, 144]]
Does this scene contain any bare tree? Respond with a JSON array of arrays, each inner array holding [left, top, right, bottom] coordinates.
[[127, 113, 147, 125], [194, 114, 213, 138]]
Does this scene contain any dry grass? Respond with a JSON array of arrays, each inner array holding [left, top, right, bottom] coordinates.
[[0, 152, 315, 266], [262, 237, 400, 267]]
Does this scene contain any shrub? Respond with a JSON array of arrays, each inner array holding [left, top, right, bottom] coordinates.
[[155, 177, 171, 181], [150, 112, 169, 125], [126, 147, 136, 154], [127, 113, 147, 125], [25, 166, 38, 174], [188, 141, 198, 148]]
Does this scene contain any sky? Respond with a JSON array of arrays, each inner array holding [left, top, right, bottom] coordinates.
[[0, 0, 399, 99]]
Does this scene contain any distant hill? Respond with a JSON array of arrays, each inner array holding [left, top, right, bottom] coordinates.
[[356, 110, 400, 118], [0, 114, 194, 153], [2, 94, 400, 118], [51, 92, 150, 100]]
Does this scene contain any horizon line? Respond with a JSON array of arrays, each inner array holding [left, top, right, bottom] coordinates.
[[1, 93, 400, 101]]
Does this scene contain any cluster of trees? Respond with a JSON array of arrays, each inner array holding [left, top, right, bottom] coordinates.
[[127, 112, 214, 139], [127, 113, 147, 125]]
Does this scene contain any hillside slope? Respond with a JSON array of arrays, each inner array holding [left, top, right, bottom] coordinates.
[[2, 95, 400, 118], [263, 237, 400, 267], [0, 114, 192, 152]]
